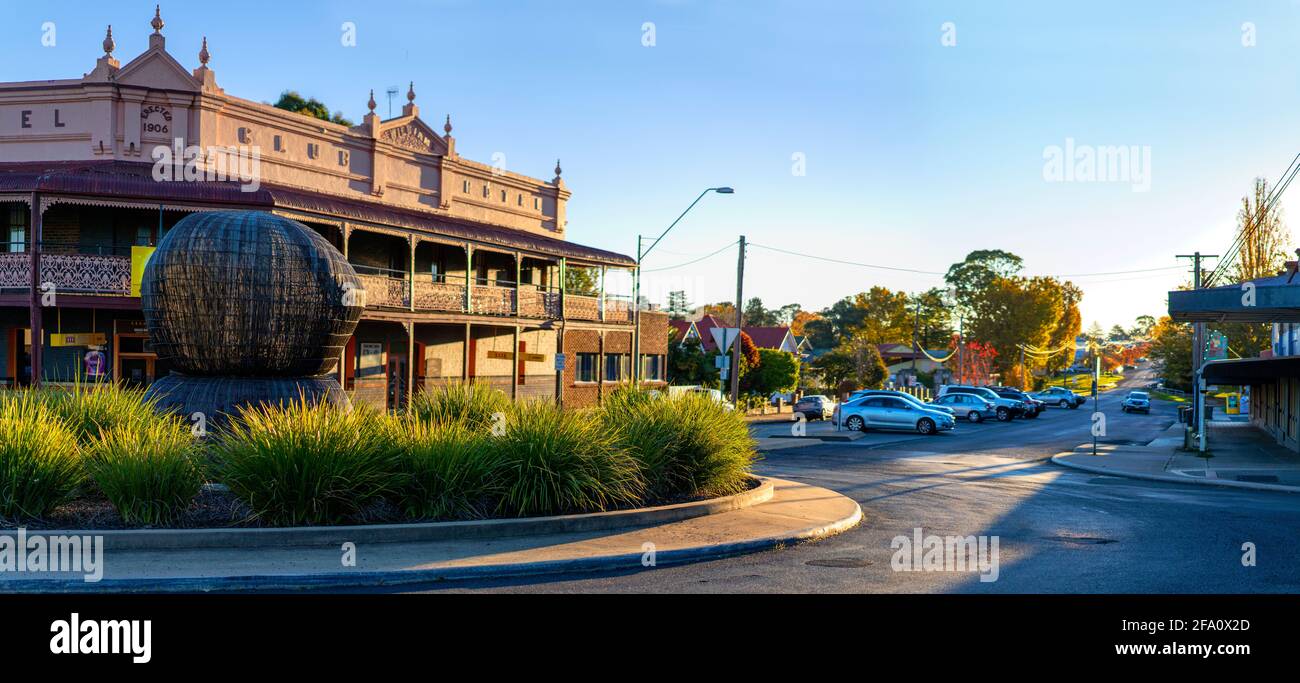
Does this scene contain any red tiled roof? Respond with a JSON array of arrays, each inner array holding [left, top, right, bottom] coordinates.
[[744, 326, 792, 350], [0, 160, 635, 266]]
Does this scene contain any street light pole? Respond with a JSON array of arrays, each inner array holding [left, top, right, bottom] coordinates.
[[631, 187, 733, 385], [730, 235, 746, 405]]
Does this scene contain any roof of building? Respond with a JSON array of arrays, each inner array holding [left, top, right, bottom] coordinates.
[[688, 314, 795, 353], [0, 160, 635, 266], [1168, 263, 1300, 323]]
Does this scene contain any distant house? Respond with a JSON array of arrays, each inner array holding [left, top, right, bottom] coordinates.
[[668, 319, 702, 347], [688, 314, 799, 354]]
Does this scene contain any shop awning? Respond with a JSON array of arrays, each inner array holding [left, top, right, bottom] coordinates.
[[1168, 272, 1300, 323], [1201, 355, 1300, 383]]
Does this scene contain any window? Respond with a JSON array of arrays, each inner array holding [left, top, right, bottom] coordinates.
[[338, 150, 350, 166], [6, 205, 26, 253], [575, 353, 598, 383], [641, 354, 664, 381], [604, 353, 629, 382], [273, 135, 283, 152], [533, 197, 540, 210], [307, 143, 320, 159], [517, 194, 524, 206], [482, 185, 490, 198], [135, 226, 153, 247], [462, 180, 470, 193], [501, 190, 507, 202]]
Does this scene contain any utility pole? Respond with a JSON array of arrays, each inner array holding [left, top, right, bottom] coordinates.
[[911, 296, 921, 382], [729, 236, 746, 405], [1177, 251, 1218, 453]]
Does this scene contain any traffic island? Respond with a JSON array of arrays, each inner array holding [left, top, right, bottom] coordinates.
[[0, 477, 862, 592]]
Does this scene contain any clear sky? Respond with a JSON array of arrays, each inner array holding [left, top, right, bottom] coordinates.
[[5, 1, 1300, 331]]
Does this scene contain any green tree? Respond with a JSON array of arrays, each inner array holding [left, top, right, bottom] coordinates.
[[665, 291, 691, 320], [945, 249, 1024, 309], [1149, 315, 1192, 391], [565, 266, 599, 296], [668, 334, 718, 387], [273, 90, 354, 127], [747, 349, 799, 395]]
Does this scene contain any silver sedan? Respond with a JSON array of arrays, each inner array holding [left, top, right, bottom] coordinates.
[[929, 393, 998, 423]]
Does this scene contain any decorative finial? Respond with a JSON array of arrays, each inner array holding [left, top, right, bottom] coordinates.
[[554, 159, 562, 178], [103, 25, 115, 55], [367, 89, 376, 113], [444, 114, 452, 135], [407, 81, 415, 103], [198, 37, 209, 66], [151, 5, 164, 34]]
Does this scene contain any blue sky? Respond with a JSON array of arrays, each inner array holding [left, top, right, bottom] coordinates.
[[5, 1, 1300, 330]]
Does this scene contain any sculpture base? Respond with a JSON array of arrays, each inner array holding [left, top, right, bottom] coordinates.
[[145, 373, 351, 425]]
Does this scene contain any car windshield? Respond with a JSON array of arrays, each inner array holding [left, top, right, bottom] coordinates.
[[1130, 392, 1149, 400]]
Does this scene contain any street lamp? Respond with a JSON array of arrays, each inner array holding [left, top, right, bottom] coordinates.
[[632, 187, 734, 383]]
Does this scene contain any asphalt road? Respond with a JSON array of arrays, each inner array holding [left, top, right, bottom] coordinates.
[[390, 368, 1300, 593]]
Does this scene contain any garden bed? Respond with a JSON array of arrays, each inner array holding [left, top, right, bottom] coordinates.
[[1, 382, 760, 530]]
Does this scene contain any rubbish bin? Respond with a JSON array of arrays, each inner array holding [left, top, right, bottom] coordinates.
[[1203, 404, 1214, 421], [1178, 405, 1191, 424]]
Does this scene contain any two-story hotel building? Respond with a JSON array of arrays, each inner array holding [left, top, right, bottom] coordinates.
[[0, 9, 667, 409]]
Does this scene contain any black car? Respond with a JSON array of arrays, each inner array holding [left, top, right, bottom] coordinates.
[[990, 387, 1043, 418]]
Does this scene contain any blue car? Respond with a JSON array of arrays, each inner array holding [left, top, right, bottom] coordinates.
[[1121, 391, 1151, 414]]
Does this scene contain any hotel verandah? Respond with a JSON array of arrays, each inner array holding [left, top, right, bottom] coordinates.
[[0, 10, 668, 410]]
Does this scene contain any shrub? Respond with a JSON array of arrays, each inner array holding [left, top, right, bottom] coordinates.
[[41, 381, 162, 445], [86, 417, 205, 526], [492, 401, 643, 516], [384, 418, 504, 519], [0, 393, 83, 519], [210, 398, 397, 526], [408, 382, 511, 433], [603, 393, 757, 499]]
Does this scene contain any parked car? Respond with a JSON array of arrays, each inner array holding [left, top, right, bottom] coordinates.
[[990, 387, 1044, 418], [936, 385, 1025, 422], [1031, 386, 1086, 409], [793, 395, 835, 421], [846, 389, 956, 416], [838, 395, 956, 435], [928, 393, 998, 423], [1121, 390, 1151, 414]]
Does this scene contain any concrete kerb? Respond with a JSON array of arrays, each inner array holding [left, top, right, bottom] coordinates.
[[0, 478, 775, 552], [1050, 451, 1300, 494]]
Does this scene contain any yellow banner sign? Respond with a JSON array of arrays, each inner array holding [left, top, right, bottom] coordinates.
[[50, 332, 108, 347], [130, 246, 156, 297]]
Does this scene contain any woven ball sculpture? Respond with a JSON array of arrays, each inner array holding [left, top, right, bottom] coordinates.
[[142, 210, 364, 421]]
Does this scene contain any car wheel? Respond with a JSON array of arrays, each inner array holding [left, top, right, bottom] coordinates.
[[1026, 410, 1039, 419], [917, 418, 936, 435], [996, 407, 1011, 422], [845, 415, 866, 432], [1058, 400, 1067, 408], [1068, 402, 1079, 410], [967, 410, 982, 423]]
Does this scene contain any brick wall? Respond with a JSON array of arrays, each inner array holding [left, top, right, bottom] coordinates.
[[562, 328, 601, 408]]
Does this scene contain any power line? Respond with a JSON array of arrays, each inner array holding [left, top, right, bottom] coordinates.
[[748, 242, 1184, 282], [640, 240, 738, 272], [1205, 152, 1300, 287]]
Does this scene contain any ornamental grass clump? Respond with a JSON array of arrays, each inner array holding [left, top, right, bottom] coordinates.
[[41, 380, 163, 445], [492, 401, 643, 517], [0, 393, 83, 519], [86, 417, 205, 526], [603, 392, 757, 499], [383, 418, 505, 520], [210, 398, 397, 526], [408, 381, 512, 433]]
